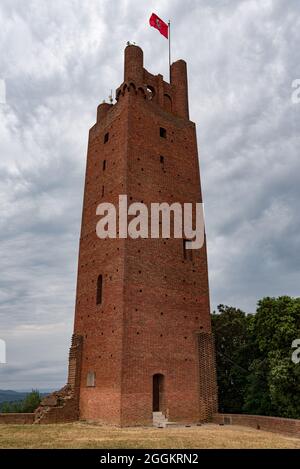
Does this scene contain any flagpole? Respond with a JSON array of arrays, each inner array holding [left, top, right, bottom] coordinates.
[[168, 20, 171, 82]]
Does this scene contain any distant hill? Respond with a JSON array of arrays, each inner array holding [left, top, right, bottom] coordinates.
[[0, 390, 50, 406], [0, 390, 29, 404]]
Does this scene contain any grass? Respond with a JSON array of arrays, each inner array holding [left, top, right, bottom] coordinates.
[[0, 422, 299, 449]]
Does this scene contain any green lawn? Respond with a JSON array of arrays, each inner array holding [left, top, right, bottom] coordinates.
[[0, 422, 299, 449]]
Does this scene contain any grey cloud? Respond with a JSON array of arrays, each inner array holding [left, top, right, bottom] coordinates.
[[0, 0, 299, 389]]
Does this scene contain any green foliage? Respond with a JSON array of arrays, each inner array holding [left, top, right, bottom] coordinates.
[[212, 305, 252, 413], [0, 402, 13, 413], [21, 390, 41, 413], [0, 390, 41, 413], [212, 296, 300, 419], [267, 352, 300, 418]]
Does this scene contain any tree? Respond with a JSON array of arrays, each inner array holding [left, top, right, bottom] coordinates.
[[0, 390, 41, 413], [212, 305, 253, 413], [243, 296, 300, 418], [268, 352, 300, 418], [212, 297, 300, 419], [21, 390, 41, 413], [1, 402, 13, 413]]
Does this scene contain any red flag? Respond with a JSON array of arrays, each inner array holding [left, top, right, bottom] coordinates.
[[149, 13, 168, 39]]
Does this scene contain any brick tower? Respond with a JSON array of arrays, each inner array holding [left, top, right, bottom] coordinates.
[[35, 45, 217, 426]]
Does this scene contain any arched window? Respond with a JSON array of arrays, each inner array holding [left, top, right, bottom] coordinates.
[[129, 82, 136, 94], [116, 90, 122, 101], [138, 87, 146, 99], [96, 275, 103, 305], [147, 85, 156, 100]]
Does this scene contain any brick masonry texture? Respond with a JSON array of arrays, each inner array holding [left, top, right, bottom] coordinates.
[[35, 45, 218, 426], [213, 414, 300, 438], [0, 413, 35, 424]]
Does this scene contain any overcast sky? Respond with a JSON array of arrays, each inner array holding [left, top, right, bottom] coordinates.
[[0, 0, 299, 390]]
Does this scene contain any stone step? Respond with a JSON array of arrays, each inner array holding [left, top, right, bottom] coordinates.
[[153, 411, 169, 427], [153, 415, 168, 421]]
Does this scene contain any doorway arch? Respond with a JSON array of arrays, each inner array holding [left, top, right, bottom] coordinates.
[[152, 374, 165, 412]]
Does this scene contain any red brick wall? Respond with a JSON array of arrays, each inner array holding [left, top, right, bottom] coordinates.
[[72, 45, 217, 426], [35, 397, 79, 424], [74, 95, 128, 425], [213, 413, 300, 438], [0, 413, 35, 424]]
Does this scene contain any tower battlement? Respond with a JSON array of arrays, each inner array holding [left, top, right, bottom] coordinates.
[[96, 44, 189, 127]]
